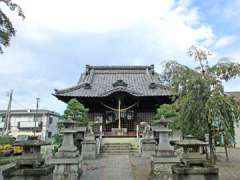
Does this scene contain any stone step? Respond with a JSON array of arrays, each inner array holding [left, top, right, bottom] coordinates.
[[100, 145, 138, 150], [101, 137, 137, 144], [101, 146, 138, 150], [100, 149, 139, 154], [102, 143, 131, 146], [99, 152, 134, 156], [101, 145, 131, 149], [100, 152, 138, 156], [100, 141, 139, 155], [101, 146, 131, 150], [101, 144, 131, 147]]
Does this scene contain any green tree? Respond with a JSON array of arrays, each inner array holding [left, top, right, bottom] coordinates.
[[155, 104, 180, 129], [52, 100, 89, 154], [63, 98, 89, 126], [156, 104, 178, 119], [0, 0, 25, 53], [162, 45, 240, 163]]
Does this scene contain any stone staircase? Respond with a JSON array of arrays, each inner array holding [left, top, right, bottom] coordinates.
[[100, 138, 139, 155]]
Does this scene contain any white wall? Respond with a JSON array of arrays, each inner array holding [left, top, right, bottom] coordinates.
[[3, 113, 60, 142], [45, 115, 59, 142], [235, 122, 240, 148]]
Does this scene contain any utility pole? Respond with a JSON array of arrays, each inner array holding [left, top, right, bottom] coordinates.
[[33, 98, 40, 137], [3, 90, 13, 135]]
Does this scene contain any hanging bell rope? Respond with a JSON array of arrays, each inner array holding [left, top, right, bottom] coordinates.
[[101, 101, 139, 112]]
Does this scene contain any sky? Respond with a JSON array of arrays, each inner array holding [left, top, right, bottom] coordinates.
[[0, 0, 240, 114]]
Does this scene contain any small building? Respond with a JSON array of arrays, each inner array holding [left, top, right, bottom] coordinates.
[[0, 109, 60, 142], [225, 91, 240, 148], [54, 65, 172, 136]]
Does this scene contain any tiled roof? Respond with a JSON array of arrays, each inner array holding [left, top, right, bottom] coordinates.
[[54, 65, 172, 98]]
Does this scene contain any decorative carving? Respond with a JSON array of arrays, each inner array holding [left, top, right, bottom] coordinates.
[[149, 82, 157, 89], [141, 122, 153, 139], [84, 83, 91, 89], [87, 123, 94, 136], [112, 79, 128, 87]]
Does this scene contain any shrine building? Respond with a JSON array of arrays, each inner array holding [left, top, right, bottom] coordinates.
[[54, 65, 172, 136]]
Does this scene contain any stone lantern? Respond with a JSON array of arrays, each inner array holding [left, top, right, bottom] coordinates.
[[171, 136, 219, 180], [51, 117, 82, 180], [151, 116, 179, 179], [173, 135, 209, 166], [3, 136, 54, 180], [15, 136, 49, 167]]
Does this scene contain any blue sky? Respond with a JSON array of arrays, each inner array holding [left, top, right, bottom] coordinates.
[[0, 0, 240, 114]]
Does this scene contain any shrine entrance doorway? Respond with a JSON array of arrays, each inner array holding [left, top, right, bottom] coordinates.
[[101, 92, 138, 136]]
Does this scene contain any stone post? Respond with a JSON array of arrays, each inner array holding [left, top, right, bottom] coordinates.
[[51, 118, 82, 180], [100, 125, 103, 140], [140, 122, 156, 157], [136, 125, 139, 139], [81, 123, 96, 160], [73, 127, 87, 153]]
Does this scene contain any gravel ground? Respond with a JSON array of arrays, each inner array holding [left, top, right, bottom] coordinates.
[[129, 147, 240, 180], [1, 147, 240, 180], [216, 147, 240, 180]]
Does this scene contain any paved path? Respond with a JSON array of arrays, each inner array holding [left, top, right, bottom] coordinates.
[[81, 155, 134, 180]]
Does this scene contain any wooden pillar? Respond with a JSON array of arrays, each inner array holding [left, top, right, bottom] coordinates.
[[118, 98, 121, 130], [136, 125, 139, 139]]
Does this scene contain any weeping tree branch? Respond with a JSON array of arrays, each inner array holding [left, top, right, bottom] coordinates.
[[162, 46, 240, 164], [0, 0, 25, 53]]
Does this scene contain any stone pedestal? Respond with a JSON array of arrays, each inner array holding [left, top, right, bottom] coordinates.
[[51, 158, 82, 180], [141, 138, 156, 157], [151, 154, 179, 179], [172, 165, 219, 180], [81, 139, 96, 160], [3, 165, 54, 180]]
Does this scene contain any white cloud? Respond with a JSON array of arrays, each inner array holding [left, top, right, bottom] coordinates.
[[214, 35, 236, 49], [6, 0, 217, 68], [15, 0, 174, 33], [2, 0, 236, 113], [14, 0, 215, 50]]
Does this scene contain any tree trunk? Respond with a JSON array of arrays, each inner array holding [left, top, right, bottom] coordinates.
[[208, 123, 215, 164], [223, 133, 229, 161]]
